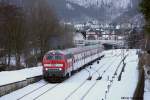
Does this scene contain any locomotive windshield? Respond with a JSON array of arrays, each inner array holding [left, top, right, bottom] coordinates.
[[55, 55, 63, 60], [47, 55, 54, 60], [46, 54, 63, 60]]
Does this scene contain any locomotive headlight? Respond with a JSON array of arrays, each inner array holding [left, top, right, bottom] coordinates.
[[59, 68, 62, 71], [45, 68, 48, 71]]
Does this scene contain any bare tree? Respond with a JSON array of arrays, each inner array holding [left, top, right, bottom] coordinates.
[[24, 0, 60, 60], [0, 0, 74, 69], [0, 1, 25, 68]]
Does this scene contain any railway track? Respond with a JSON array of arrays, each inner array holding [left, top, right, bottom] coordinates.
[[33, 84, 60, 100], [17, 83, 49, 100], [81, 54, 129, 100], [17, 83, 60, 100], [91, 53, 122, 79], [64, 53, 123, 100]]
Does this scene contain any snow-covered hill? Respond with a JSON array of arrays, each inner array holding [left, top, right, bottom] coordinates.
[[4, 0, 141, 23], [67, 0, 131, 9], [64, 0, 140, 23]]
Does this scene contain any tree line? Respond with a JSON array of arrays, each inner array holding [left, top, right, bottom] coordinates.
[[140, 0, 150, 50], [126, 0, 150, 50], [0, 0, 74, 70]]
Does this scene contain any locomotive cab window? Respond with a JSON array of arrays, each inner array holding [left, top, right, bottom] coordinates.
[[46, 54, 63, 60], [47, 55, 54, 60], [55, 55, 63, 60]]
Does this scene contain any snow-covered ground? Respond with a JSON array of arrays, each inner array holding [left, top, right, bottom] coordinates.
[[107, 50, 139, 100], [0, 66, 42, 86], [0, 49, 139, 100]]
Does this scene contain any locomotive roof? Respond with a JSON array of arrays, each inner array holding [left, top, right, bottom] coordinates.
[[46, 50, 66, 55], [46, 44, 103, 55]]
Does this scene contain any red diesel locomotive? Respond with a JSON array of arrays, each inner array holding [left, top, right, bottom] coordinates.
[[42, 45, 104, 81]]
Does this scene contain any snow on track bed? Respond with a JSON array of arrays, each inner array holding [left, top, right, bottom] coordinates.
[[66, 53, 127, 100], [107, 50, 139, 100], [17, 83, 57, 100], [0, 80, 47, 100], [0, 49, 139, 100]]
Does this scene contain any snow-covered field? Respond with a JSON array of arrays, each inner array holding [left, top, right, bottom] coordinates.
[[0, 66, 42, 86], [0, 49, 139, 100]]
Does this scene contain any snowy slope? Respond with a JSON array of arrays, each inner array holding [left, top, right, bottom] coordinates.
[[67, 0, 131, 9], [0, 66, 42, 86], [65, 0, 140, 23], [7, 0, 141, 23]]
